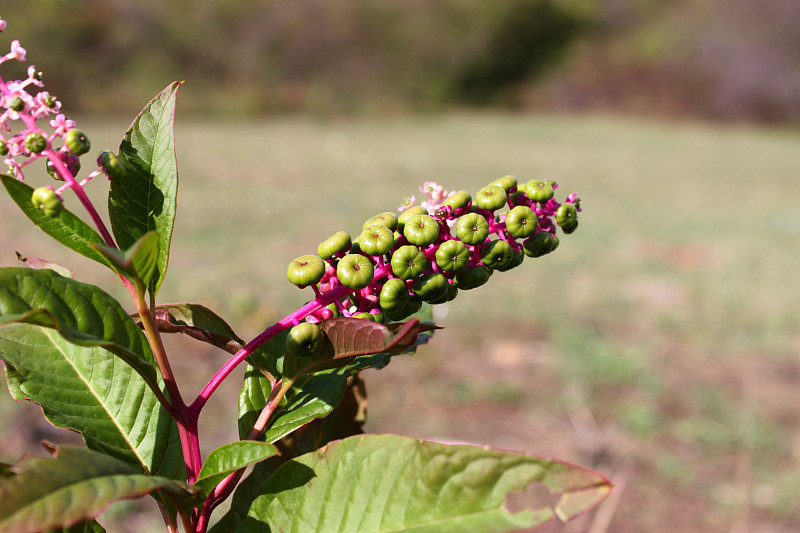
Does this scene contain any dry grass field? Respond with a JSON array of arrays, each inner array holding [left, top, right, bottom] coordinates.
[[1, 112, 798, 531]]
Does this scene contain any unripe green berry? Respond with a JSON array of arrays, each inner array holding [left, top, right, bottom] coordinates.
[[97, 150, 125, 180], [385, 293, 422, 322], [403, 214, 440, 246], [285, 322, 324, 358], [490, 175, 518, 192], [0, 140, 7, 156], [480, 239, 514, 270], [522, 232, 558, 257], [25, 132, 46, 154], [336, 254, 374, 289], [455, 212, 489, 245], [475, 185, 507, 211], [64, 129, 91, 156], [435, 239, 469, 272], [379, 277, 410, 312], [390, 245, 428, 279], [31, 187, 62, 217], [412, 272, 450, 303], [442, 190, 472, 211], [525, 180, 554, 203], [352, 312, 374, 321], [318, 231, 352, 259], [429, 282, 458, 304], [505, 205, 538, 238], [494, 248, 524, 272], [397, 206, 427, 233], [358, 224, 395, 256], [555, 203, 578, 232], [363, 212, 398, 232], [454, 265, 492, 290], [287, 255, 325, 287]]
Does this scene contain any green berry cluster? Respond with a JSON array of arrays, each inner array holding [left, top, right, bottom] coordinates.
[[287, 177, 581, 325]]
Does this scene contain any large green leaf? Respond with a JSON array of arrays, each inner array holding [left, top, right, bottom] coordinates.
[[109, 81, 181, 297], [0, 445, 190, 533], [0, 267, 159, 390], [0, 324, 183, 478], [1, 175, 114, 270], [239, 434, 611, 533], [193, 441, 278, 499]]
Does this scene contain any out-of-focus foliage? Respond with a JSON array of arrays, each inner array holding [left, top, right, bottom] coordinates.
[[3, 0, 798, 121]]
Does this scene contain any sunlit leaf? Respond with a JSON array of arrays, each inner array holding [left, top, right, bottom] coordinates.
[[239, 434, 612, 532], [109, 81, 181, 297], [0, 446, 191, 533]]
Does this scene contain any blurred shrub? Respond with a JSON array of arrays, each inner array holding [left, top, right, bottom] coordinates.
[[0, 0, 588, 114], [3, 0, 798, 121]]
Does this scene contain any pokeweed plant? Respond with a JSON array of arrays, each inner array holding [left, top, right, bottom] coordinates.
[[0, 18, 610, 533]]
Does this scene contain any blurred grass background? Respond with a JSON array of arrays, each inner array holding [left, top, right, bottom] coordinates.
[[1, 1, 799, 532]]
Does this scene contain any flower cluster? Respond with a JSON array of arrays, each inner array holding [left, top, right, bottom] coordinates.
[[287, 176, 581, 327], [0, 18, 122, 219]]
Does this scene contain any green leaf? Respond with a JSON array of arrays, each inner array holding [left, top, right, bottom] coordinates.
[[1, 175, 114, 270], [239, 318, 437, 442], [0, 324, 183, 478], [208, 460, 281, 533], [109, 81, 181, 297], [239, 435, 612, 533], [0, 445, 190, 533], [0, 267, 159, 390], [150, 303, 244, 354], [92, 231, 160, 288], [238, 370, 347, 442], [193, 442, 278, 499]]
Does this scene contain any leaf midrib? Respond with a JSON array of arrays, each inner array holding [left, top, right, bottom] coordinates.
[[42, 328, 150, 474]]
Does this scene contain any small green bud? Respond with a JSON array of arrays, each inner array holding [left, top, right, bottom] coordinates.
[[9, 97, 24, 112], [97, 150, 126, 180], [0, 139, 7, 156], [25, 132, 47, 154]]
